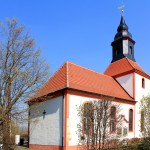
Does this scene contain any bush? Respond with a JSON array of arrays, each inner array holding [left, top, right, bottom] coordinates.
[[105, 138, 150, 150]]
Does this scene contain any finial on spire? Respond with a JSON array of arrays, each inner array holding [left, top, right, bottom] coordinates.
[[118, 5, 125, 15], [122, 9, 124, 16], [118, 0, 125, 15]]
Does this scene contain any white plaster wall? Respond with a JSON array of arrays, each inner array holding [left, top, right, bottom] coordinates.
[[67, 95, 91, 146], [68, 94, 135, 146], [119, 104, 135, 139], [29, 96, 63, 145], [134, 74, 150, 137], [116, 73, 133, 97]]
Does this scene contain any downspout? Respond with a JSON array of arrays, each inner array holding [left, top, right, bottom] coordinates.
[[62, 92, 65, 148], [62, 61, 69, 149]]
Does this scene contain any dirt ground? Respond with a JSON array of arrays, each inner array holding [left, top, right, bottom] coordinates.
[[15, 146, 36, 150]]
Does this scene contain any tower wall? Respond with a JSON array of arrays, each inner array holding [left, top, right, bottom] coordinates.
[[134, 73, 150, 137]]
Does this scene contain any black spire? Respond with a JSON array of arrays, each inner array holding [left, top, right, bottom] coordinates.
[[111, 14, 136, 63], [117, 15, 128, 32]]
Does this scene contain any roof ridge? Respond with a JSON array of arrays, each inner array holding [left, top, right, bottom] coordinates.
[[67, 61, 113, 79], [104, 57, 133, 76], [50, 61, 67, 80], [126, 57, 148, 74], [66, 61, 69, 87], [125, 57, 136, 70]]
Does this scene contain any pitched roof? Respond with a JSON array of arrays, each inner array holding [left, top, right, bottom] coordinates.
[[30, 61, 133, 101], [104, 57, 150, 79]]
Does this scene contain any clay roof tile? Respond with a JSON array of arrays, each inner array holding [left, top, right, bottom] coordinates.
[[29, 61, 133, 101], [104, 57, 150, 79]]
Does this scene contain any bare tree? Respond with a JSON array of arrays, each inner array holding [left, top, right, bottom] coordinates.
[[140, 95, 150, 148], [0, 18, 49, 149], [77, 99, 120, 150]]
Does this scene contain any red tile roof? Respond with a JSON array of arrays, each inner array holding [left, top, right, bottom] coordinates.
[[30, 62, 67, 99], [30, 61, 133, 101], [104, 57, 150, 79]]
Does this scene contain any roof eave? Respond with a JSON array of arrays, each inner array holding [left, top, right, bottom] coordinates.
[[26, 86, 135, 105], [26, 87, 67, 105], [67, 87, 135, 104]]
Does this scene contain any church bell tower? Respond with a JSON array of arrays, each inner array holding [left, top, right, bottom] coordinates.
[[111, 14, 136, 63]]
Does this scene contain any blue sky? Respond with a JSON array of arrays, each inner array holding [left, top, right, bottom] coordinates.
[[0, 0, 150, 75]]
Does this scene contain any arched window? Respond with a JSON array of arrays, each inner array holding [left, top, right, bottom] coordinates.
[[141, 110, 144, 131], [142, 78, 145, 88], [129, 109, 133, 131], [110, 106, 116, 133], [83, 103, 93, 134], [130, 46, 133, 55]]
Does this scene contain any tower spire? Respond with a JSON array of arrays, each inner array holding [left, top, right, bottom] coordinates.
[[117, 13, 128, 33], [111, 14, 136, 63]]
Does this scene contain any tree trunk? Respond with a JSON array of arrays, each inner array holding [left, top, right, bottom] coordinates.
[[2, 114, 11, 149]]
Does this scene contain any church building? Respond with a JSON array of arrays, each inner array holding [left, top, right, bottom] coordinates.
[[28, 14, 150, 150]]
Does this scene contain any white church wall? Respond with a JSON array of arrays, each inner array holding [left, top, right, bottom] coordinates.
[[118, 104, 135, 139], [116, 73, 133, 97], [68, 94, 135, 146], [29, 96, 63, 146], [134, 73, 150, 137], [67, 95, 91, 146]]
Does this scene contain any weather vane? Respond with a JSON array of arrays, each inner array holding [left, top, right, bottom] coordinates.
[[118, 0, 125, 15]]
